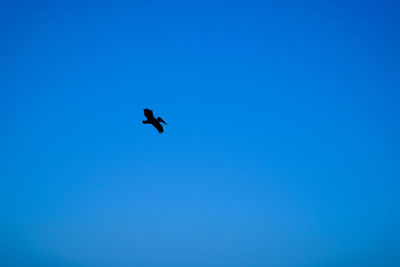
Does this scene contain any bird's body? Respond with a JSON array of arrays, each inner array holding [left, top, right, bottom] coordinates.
[[142, 108, 167, 133]]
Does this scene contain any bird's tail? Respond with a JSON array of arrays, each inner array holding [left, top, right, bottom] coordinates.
[[157, 117, 167, 125]]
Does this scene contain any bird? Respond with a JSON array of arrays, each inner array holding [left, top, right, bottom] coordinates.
[[142, 108, 167, 133]]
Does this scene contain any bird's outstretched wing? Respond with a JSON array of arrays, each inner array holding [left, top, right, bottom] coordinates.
[[153, 122, 164, 133], [144, 109, 154, 120]]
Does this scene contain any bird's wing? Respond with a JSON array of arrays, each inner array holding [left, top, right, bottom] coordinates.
[[153, 122, 164, 133], [144, 109, 154, 120]]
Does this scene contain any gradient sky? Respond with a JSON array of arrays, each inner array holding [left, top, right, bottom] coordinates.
[[1, 1, 399, 266]]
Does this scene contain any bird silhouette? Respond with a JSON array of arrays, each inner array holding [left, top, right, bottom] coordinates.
[[142, 108, 167, 133]]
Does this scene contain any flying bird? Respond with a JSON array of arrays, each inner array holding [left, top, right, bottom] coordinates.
[[142, 108, 167, 133]]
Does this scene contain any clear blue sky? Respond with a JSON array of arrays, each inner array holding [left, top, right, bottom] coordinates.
[[1, 1, 399, 266]]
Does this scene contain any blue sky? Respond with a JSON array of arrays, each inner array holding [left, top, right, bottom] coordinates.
[[1, 1, 399, 266]]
